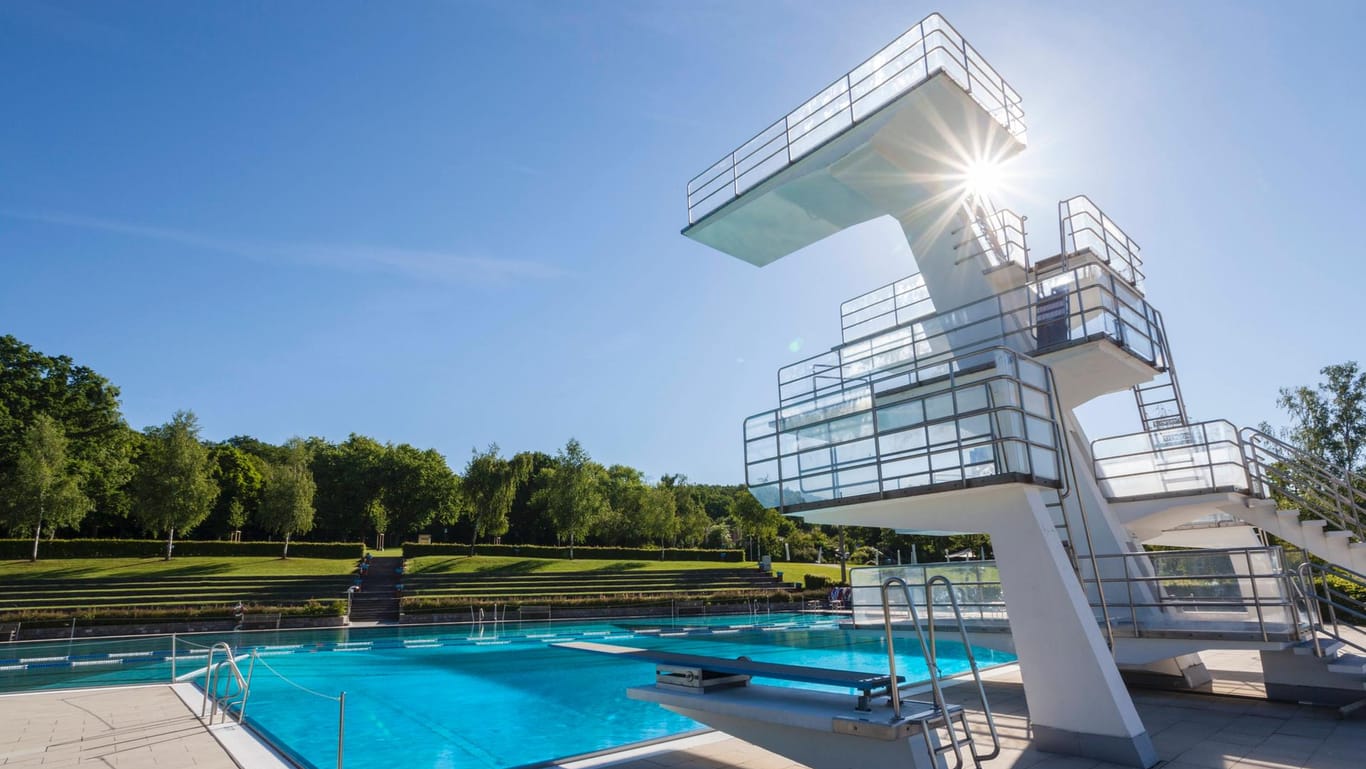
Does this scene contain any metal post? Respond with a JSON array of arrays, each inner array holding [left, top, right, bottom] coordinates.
[[170, 633, 177, 681], [337, 691, 346, 769], [1246, 550, 1267, 642]]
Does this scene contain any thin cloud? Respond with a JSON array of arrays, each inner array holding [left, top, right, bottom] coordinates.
[[0, 209, 563, 285]]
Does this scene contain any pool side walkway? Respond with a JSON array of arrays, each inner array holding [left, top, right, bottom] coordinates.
[[0, 683, 289, 768], [565, 655, 1366, 769]]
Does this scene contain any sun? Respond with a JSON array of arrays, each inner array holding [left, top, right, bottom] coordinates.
[[963, 158, 1004, 199]]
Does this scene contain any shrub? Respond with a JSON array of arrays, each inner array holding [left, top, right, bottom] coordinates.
[[0, 539, 364, 560], [399, 588, 802, 614], [804, 574, 833, 590], [402, 543, 743, 562]]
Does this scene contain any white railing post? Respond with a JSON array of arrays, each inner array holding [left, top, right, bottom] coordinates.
[[337, 691, 346, 769]]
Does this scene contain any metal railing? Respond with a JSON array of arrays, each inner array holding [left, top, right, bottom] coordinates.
[[745, 348, 1063, 511], [1242, 427, 1366, 541], [777, 260, 1166, 410], [1056, 196, 1144, 290], [1090, 423, 1365, 545], [1295, 561, 1366, 657], [851, 563, 1006, 627], [879, 576, 997, 769], [200, 642, 251, 725], [686, 13, 1025, 224], [1092, 420, 1251, 501], [1080, 546, 1307, 643], [852, 547, 1311, 644], [837, 208, 1028, 347]]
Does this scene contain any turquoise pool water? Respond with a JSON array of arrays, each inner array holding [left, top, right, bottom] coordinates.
[[0, 614, 1015, 768]]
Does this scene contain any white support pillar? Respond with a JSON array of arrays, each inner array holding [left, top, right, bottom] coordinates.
[[977, 489, 1158, 767]]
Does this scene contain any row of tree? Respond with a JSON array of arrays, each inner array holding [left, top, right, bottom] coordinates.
[[4, 334, 1360, 567]]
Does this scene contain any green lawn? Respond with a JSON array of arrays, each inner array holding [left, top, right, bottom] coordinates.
[[2, 556, 359, 580]]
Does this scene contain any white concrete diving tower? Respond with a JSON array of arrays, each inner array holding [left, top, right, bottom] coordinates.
[[677, 13, 1163, 769]]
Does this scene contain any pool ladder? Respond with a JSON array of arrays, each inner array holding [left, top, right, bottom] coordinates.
[[881, 576, 1001, 769], [200, 642, 253, 725]]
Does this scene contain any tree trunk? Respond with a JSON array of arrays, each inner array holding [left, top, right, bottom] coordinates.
[[569, 532, 575, 560], [282, 533, 291, 559], [31, 491, 44, 562], [165, 527, 175, 561], [469, 530, 477, 557]]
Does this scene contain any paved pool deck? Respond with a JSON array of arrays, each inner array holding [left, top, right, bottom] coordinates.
[[0, 683, 289, 768]]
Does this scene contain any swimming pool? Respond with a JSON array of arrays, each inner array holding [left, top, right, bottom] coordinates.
[[0, 614, 1015, 768]]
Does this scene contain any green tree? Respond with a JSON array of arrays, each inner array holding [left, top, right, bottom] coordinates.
[[638, 483, 678, 555], [382, 443, 462, 542], [309, 434, 387, 541], [462, 444, 531, 554], [533, 438, 608, 558], [730, 492, 782, 561], [208, 444, 264, 538], [256, 442, 317, 558], [673, 488, 711, 547], [1278, 361, 1366, 472], [506, 451, 556, 544], [0, 336, 134, 533], [2, 414, 92, 560], [597, 464, 647, 545], [365, 496, 389, 549], [130, 411, 219, 559]]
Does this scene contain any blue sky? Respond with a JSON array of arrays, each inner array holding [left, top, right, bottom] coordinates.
[[2, 0, 1362, 483]]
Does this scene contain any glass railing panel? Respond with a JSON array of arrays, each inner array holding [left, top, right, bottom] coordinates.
[[1093, 420, 1249, 500], [750, 483, 782, 508], [746, 349, 1063, 510]]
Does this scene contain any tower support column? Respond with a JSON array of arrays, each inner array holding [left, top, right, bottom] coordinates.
[[971, 489, 1159, 768]]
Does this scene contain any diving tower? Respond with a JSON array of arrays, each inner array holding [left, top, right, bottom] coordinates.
[[662, 10, 1366, 769]]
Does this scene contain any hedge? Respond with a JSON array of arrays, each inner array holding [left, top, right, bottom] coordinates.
[[400, 589, 810, 613], [0, 539, 364, 560], [402, 543, 744, 562]]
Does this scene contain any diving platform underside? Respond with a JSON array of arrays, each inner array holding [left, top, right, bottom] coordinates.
[[684, 72, 1025, 267], [792, 482, 1038, 531]]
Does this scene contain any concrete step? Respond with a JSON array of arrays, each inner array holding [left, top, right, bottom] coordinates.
[[1327, 653, 1366, 674], [1294, 639, 1346, 657]]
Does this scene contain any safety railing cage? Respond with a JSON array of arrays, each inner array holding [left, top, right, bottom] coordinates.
[[850, 546, 1312, 643], [778, 260, 1168, 411], [744, 347, 1063, 512], [1056, 195, 1144, 291], [1093, 420, 1251, 501], [685, 13, 1026, 224]]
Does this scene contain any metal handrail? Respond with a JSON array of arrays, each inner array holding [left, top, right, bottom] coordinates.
[[200, 642, 251, 725], [1296, 561, 1366, 657], [744, 348, 1064, 511], [1056, 196, 1144, 289], [925, 576, 1001, 762], [855, 547, 1307, 643], [1240, 427, 1365, 541], [1091, 420, 1250, 501], [686, 13, 1025, 224], [880, 577, 967, 769], [773, 260, 1165, 409]]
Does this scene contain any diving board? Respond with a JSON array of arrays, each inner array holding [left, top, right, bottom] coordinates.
[[555, 640, 977, 769]]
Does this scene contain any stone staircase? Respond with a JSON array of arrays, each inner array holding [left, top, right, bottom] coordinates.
[[1238, 499, 1366, 572], [349, 556, 402, 623]]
